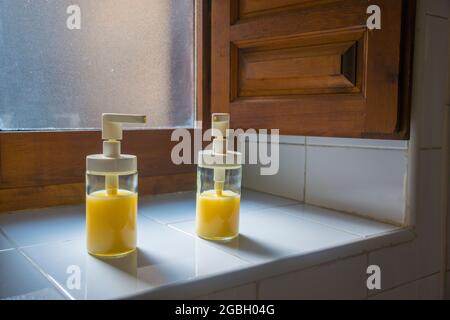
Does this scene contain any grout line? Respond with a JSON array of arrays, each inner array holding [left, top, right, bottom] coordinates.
[[166, 223, 255, 264], [277, 207, 400, 239], [139, 213, 194, 227], [16, 250, 75, 300], [303, 139, 308, 202], [420, 147, 442, 151], [248, 137, 409, 151], [0, 227, 74, 300], [300, 201, 405, 228], [247, 140, 306, 147], [242, 187, 302, 203], [368, 272, 441, 298], [304, 143, 408, 151], [426, 13, 449, 20]]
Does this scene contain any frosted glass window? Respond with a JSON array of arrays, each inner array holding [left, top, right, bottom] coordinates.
[[0, 0, 194, 130]]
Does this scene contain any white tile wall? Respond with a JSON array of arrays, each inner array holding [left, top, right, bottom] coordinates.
[[416, 150, 443, 276], [305, 145, 408, 225], [370, 274, 440, 300], [368, 242, 420, 293], [306, 137, 408, 149], [258, 255, 367, 300], [422, 0, 449, 19], [368, 239, 440, 295], [418, 15, 449, 149], [243, 142, 305, 201], [242, 137, 409, 225]]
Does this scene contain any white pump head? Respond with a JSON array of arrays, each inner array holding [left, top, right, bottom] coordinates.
[[211, 113, 229, 155], [87, 113, 147, 173], [211, 113, 229, 138], [102, 113, 147, 141]]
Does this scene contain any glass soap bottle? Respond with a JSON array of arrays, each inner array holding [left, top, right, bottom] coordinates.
[[86, 113, 146, 257], [196, 113, 242, 241]]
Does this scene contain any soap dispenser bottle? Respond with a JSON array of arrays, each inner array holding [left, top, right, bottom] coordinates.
[[196, 113, 242, 241], [86, 113, 146, 257]]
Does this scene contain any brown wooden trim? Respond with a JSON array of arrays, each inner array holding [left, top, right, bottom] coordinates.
[[196, 0, 212, 130], [0, 129, 195, 190], [0, 129, 197, 212], [0, 173, 195, 213], [211, 0, 231, 113], [139, 172, 196, 196], [395, 0, 416, 139]]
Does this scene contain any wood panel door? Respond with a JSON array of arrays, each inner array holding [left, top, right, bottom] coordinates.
[[211, 0, 415, 138]]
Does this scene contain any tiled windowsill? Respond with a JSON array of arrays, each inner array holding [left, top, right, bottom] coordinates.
[[0, 190, 414, 300]]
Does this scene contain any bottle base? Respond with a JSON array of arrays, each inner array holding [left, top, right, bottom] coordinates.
[[88, 247, 136, 259], [197, 233, 239, 242]]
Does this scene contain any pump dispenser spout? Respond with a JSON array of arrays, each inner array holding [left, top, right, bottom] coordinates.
[[99, 113, 146, 195], [211, 113, 230, 196]]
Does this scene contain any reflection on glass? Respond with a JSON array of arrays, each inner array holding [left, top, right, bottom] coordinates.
[[0, 0, 194, 130]]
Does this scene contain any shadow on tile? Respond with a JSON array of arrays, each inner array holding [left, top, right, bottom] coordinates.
[[211, 235, 280, 260]]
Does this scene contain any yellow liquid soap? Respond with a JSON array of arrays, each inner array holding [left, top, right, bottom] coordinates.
[[196, 190, 240, 241], [86, 189, 137, 257]]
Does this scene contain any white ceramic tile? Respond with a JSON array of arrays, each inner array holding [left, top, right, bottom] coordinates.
[[278, 135, 306, 145], [370, 274, 440, 300], [305, 146, 407, 224], [140, 190, 298, 226], [4, 287, 66, 300], [0, 231, 13, 251], [368, 242, 424, 293], [240, 189, 299, 212], [0, 249, 65, 300], [22, 217, 247, 299], [245, 134, 305, 145], [419, 15, 449, 148], [306, 137, 408, 149], [139, 191, 196, 224], [170, 209, 358, 264], [273, 204, 399, 238], [243, 142, 305, 201], [0, 205, 85, 247], [258, 254, 367, 300], [197, 283, 257, 300], [415, 150, 442, 276]]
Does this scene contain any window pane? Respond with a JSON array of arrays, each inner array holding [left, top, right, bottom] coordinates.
[[0, 0, 194, 130]]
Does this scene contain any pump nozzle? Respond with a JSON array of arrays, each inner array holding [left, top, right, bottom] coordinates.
[[102, 113, 147, 140], [211, 113, 230, 196], [101, 113, 147, 195]]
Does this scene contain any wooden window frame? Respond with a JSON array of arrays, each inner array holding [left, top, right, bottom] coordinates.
[[0, 0, 211, 212], [210, 0, 416, 139]]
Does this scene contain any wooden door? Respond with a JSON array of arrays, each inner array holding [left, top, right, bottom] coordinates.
[[211, 0, 415, 138]]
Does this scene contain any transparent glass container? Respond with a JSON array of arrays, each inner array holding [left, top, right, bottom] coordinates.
[[86, 171, 138, 257], [196, 165, 242, 241]]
